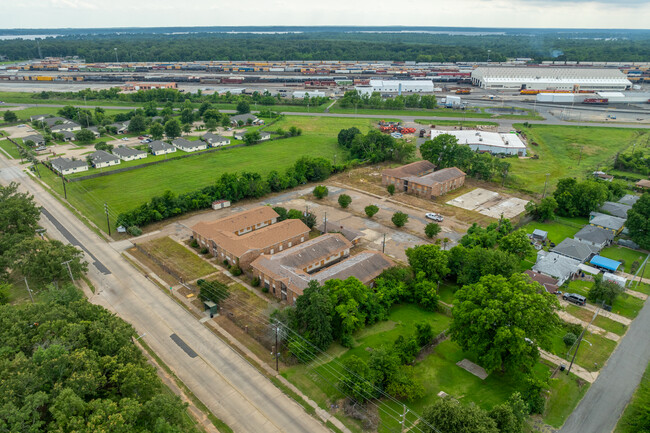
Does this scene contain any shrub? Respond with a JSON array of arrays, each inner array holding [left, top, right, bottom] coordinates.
[[425, 223, 441, 239], [127, 226, 142, 236], [200, 247, 209, 255], [223, 260, 229, 267], [262, 286, 269, 293], [190, 239, 199, 248], [338, 194, 352, 208], [229, 265, 242, 276], [415, 322, 434, 347], [563, 332, 577, 347], [387, 184, 396, 195], [313, 185, 329, 199], [365, 205, 379, 218], [631, 260, 641, 275], [251, 277, 260, 287], [392, 211, 409, 227]]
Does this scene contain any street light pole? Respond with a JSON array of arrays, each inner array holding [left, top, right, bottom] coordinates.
[[61, 174, 67, 200], [104, 203, 111, 236], [567, 303, 601, 375]]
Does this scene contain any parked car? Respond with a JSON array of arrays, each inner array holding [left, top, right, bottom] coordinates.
[[425, 212, 444, 222], [35, 146, 47, 151], [138, 136, 146, 140], [121, 137, 129, 141], [562, 293, 586, 306]]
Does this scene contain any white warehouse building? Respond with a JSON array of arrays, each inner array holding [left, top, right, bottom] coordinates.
[[430, 130, 527, 156], [471, 67, 632, 92], [355, 80, 435, 96]]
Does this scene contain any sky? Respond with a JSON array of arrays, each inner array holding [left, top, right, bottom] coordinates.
[[2, 0, 650, 29]]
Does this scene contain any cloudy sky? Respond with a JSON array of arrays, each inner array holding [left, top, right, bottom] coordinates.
[[2, 0, 650, 29]]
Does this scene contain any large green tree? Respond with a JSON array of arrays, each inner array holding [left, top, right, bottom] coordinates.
[[421, 397, 498, 433], [553, 178, 609, 217], [0, 183, 41, 276], [450, 273, 560, 374], [128, 114, 147, 134], [10, 239, 88, 285], [405, 244, 449, 282], [499, 229, 533, 258], [627, 193, 650, 250], [164, 119, 182, 139], [292, 281, 334, 351]]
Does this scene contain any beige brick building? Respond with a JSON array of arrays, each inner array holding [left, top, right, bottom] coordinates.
[[191, 206, 310, 269], [381, 160, 435, 191], [382, 161, 465, 198]]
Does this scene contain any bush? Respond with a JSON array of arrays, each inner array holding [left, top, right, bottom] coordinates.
[[127, 226, 142, 236], [392, 211, 409, 227], [415, 322, 435, 347], [190, 239, 199, 248], [313, 185, 329, 199], [338, 194, 352, 208], [223, 260, 229, 267], [566, 322, 583, 337], [229, 265, 242, 276], [631, 260, 641, 275], [387, 184, 396, 195], [563, 332, 577, 347], [262, 286, 269, 293], [365, 205, 379, 218], [425, 223, 441, 239], [251, 277, 260, 287], [200, 247, 209, 255]]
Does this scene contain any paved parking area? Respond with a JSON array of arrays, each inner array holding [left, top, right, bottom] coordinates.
[[446, 187, 528, 219]]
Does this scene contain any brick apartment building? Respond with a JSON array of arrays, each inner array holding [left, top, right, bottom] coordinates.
[[251, 233, 394, 304], [191, 206, 310, 269], [382, 161, 465, 198]]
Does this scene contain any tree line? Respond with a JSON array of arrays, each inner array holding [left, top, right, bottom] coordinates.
[[338, 90, 437, 111]]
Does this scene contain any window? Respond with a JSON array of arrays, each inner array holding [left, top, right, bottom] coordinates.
[[279, 245, 283, 251], [270, 249, 274, 254], [301, 237, 305, 242], [288, 242, 292, 247]]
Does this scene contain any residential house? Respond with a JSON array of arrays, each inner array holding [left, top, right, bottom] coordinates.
[[593, 171, 613, 182], [552, 238, 598, 262], [191, 206, 310, 269], [574, 225, 615, 250], [172, 138, 207, 152], [523, 270, 560, 294], [59, 130, 76, 142], [532, 252, 580, 286], [635, 179, 650, 190], [251, 233, 394, 304], [87, 126, 101, 137], [316, 221, 364, 245], [233, 131, 271, 141], [149, 140, 177, 156], [589, 255, 622, 273], [110, 122, 129, 134], [589, 212, 626, 234], [381, 160, 436, 191], [202, 133, 231, 147], [618, 194, 640, 207], [90, 150, 120, 168], [31, 116, 70, 128], [50, 157, 89, 175], [51, 122, 81, 133], [22, 134, 45, 146], [599, 201, 631, 219], [230, 113, 263, 126], [112, 146, 147, 161]]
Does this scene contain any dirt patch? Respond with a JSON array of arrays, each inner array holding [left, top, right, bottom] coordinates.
[[127, 247, 178, 286]]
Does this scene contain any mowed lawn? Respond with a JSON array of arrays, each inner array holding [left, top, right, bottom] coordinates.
[[599, 245, 648, 274], [522, 217, 586, 245], [509, 125, 643, 194], [40, 116, 378, 228]]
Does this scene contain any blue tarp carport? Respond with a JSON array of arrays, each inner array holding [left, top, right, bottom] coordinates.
[[590, 255, 622, 272]]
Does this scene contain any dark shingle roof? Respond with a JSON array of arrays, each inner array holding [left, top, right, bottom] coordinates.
[[50, 157, 87, 171], [149, 140, 175, 152], [90, 150, 119, 164], [599, 201, 631, 219], [552, 238, 598, 262], [112, 146, 146, 158], [574, 225, 615, 245], [382, 160, 436, 179], [405, 167, 465, 186]]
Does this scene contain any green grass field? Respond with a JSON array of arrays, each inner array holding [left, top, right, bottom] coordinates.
[[543, 371, 591, 428], [415, 119, 499, 127], [509, 125, 644, 194], [599, 245, 648, 273], [522, 218, 585, 245], [615, 361, 650, 433], [565, 280, 644, 320], [0, 139, 21, 159], [140, 236, 215, 282], [547, 324, 618, 372], [564, 304, 628, 336], [40, 115, 383, 229]]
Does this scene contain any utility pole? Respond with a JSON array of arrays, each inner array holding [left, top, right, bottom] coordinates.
[[24, 277, 34, 304], [114, 47, 118, 63], [275, 324, 279, 372], [542, 173, 550, 199], [62, 260, 75, 284], [61, 174, 67, 199], [382, 233, 386, 253], [567, 303, 601, 375], [324, 212, 327, 233], [401, 404, 408, 433], [104, 203, 111, 236]]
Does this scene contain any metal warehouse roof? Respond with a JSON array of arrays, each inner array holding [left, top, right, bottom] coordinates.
[[589, 255, 622, 272]]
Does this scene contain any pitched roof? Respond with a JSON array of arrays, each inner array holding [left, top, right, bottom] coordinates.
[[574, 225, 615, 245], [590, 255, 622, 272], [60, 130, 76, 139], [230, 113, 259, 123], [532, 252, 580, 282], [202, 133, 230, 142], [23, 134, 44, 143], [90, 150, 119, 163], [149, 140, 175, 152], [51, 122, 80, 131], [636, 179, 650, 188], [259, 233, 352, 270], [172, 138, 204, 149], [209, 219, 310, 257], [192, 206, 279, 236], [112, 146, 147, 158], [381, 160, 436, 179], [524, 270, 559, 293], [599, 201, 631, 219], [589, 212, 626, 231], [405, 167, 466, 186], [50, 157, 87, 171], [552, 238, 598, 262], [618, 194, 640, 206], [316, 221, 365, 243]]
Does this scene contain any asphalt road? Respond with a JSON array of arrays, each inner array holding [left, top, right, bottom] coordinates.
[[0, 159, 328, 433], [559, 295, 650, 433]]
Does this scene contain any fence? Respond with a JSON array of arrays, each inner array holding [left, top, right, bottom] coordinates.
[[133, 242, 185, 282]]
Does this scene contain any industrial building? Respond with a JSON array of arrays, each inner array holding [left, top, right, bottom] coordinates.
[[355, 80, 435, 96], [429, 130, 527, 156], [471, 67, 632, 91]]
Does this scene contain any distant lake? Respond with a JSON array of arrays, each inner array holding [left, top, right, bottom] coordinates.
[[0, 34, 62, 40]]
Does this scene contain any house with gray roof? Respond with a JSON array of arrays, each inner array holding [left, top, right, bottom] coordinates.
[[172, 138, 207, 152], [574, 225, 615, 250], [532, 252, 580, 286], [149, 140, 177, 156], [589, 212, 626, 234], [51, 122, 81, 133], [109, 122, 129, 134], [87, 126, 101, 137], [58, 130, 76, 142], [233, 130, 271, 141], [316, 221, 365, 245], [202, 133, 231, 147], [31, 116, 71, 128], [112, 146, 147, 161], [599, 201, 631, 219], [618, 194, 639, 207], [230, 113, 263, 126], [50, 157, 89, 175], [90, 150, 120, 168], [552, 238, 598, 262], [22, 134, 45, 146]]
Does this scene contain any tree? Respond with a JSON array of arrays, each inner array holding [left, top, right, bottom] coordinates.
[[164, 119, 181, 139], [563, 332, 577, 346], [338, 194, 352, 208], [339, 356, 378, 403], [392, 211, 409, 227], [293, 281, 334, 350], [182, 123, 192, 134], [337, 127, 361, 147], [627, 193, 650, 250], [3, 110, 17, 122], [450, 273, 560, 374], [149, 122, 164, 140], [205, 118, 218, 132], [236, 100, 250, 114], [588, 273, 625, 305], [499, 229, 532, 258], [553, 178, 608, 217], [421, 397, 498, 433], [415, 322, 434, 346], [365, 205, 379, 218], [74, 129, 95, 144], [387, 184, 395, 195], [525, 196, 558, 221], [128, 115, 147, 134], [0, 182, 41, 274], [10, 238, 88, 285], [313, 185, 328, 199], [405, 245, 449, 282], [0, 281, 10, 304], [488, 392, 528, 433], [180, 107, 195, 124], [425, 222, 441, 239], [243, 130, 261, 146], [272, 206, 288, 221]]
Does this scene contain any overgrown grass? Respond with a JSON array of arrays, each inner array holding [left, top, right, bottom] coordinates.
[[564, 304, 628, 336], [0, 139, 21, 159], [522, 218, 584, 245], [139, 237, 215, 282], [543, 371, 590, 428], [565, 280, 644, 320], [615, 361, 650, 433], [547, 324, 618, 372]]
